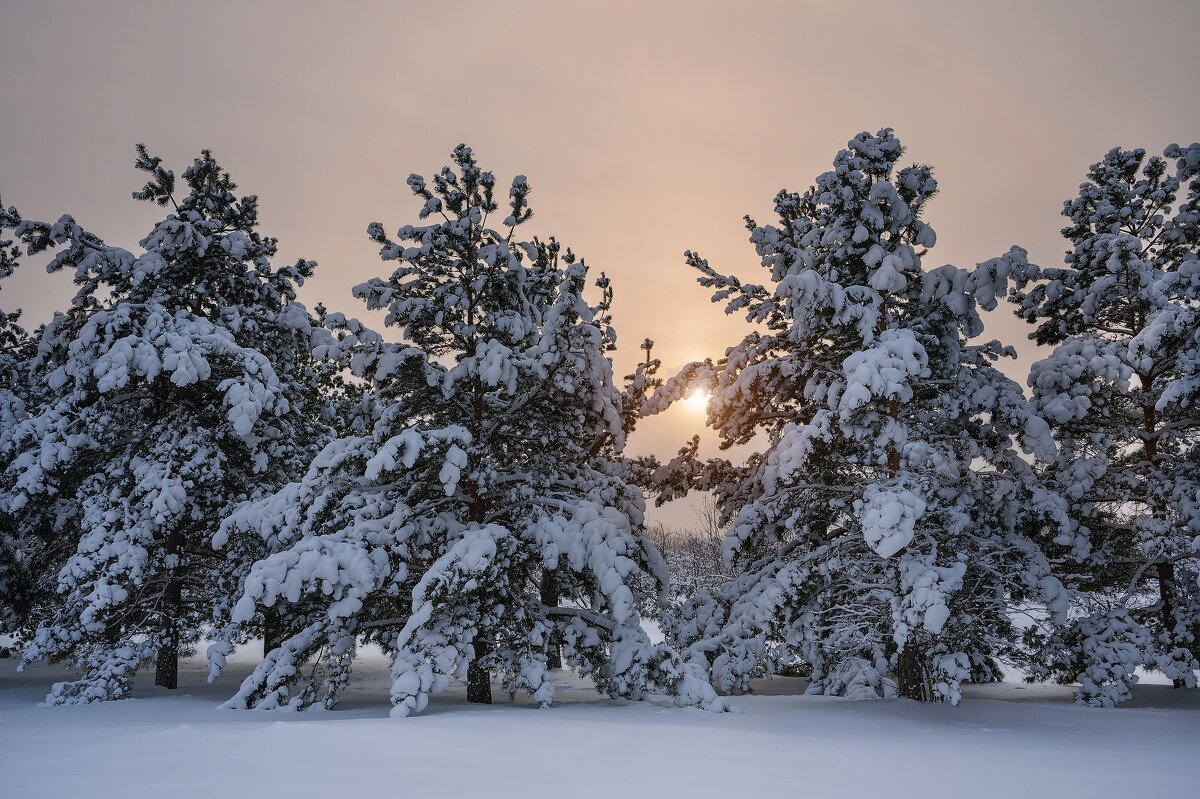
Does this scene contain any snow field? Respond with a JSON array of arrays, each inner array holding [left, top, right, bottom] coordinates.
[[2, 647, 1197, 799]]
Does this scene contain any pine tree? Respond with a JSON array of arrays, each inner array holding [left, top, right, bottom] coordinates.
[[215, 145, 726, 716], [4, 147, 332, 703], [651, 129, 1068, 703], [0, 200, 45, 635], [0, 201, 26, 399], [1010, 143, 1200, 705], [210, 297, 364, 661]]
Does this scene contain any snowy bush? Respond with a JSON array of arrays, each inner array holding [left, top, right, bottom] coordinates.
[[646, 497, 736, 603]]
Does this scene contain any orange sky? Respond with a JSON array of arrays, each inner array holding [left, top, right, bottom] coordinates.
[[3, 0, 1198, 526]]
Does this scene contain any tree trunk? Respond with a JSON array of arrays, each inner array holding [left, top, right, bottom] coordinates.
[[1141, 373, 1186, 689], [263, 608, 285, 657], [464, 363, 493, 704], [540, 572, 562, 670], [154, 578, 181, 689], [466, 637, 492, 704], [896, 644, 933, 702], [1156, 561, 1187, 689], [154, 529, 181, 690]]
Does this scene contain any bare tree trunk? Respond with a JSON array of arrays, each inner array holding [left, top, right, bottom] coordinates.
[[466, 637, 492, 704], [154, 527, 181, 689], [1157, 561, 1187, 689], [154, 554, 181, 689], [896, 644, 933, 702], [464, 424, 493, 703], [540, 571, 562, 670]]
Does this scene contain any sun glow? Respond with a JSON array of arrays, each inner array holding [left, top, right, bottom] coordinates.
[[684, 390, 711, 413]]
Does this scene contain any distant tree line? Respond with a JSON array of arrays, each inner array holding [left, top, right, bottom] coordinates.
[[1, 130, 1196, 712]]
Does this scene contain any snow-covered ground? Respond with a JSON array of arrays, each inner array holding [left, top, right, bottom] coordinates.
[[2, 646, 1197, 798]]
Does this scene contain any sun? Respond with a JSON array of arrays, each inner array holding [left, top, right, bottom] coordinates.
[[684, 390, 711, 413]]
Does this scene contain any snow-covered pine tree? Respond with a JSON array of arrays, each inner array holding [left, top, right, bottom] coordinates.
[[215, 145, 725, 716], [4, 147, 334, 703], [650, 129, 1068, 703], [1010, 143, 1200, 705], [0, 200, 45, 636], [211, 296, 365, 659], [0, 202, 27, 402]]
